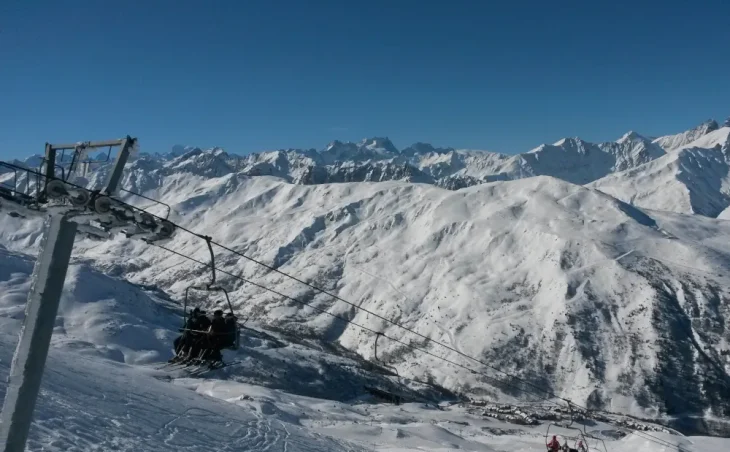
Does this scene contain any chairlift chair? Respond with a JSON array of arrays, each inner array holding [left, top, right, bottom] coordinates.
[[545, 402, 592, 452], [582, 433, 607, 452], [181, 235, 241, 352], [183, 284, 240, 351], [546, 423, 590, 452]]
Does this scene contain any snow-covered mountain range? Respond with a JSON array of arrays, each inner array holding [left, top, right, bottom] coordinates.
[[2, 117, 730, 448], [16, 117, 730, 217], [6, 118, 730, 217]]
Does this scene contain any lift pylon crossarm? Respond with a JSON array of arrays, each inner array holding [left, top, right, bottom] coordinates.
[[45, 138, 133, 152]]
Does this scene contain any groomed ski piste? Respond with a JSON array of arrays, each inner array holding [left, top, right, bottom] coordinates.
[[0, 244, 727, 451]]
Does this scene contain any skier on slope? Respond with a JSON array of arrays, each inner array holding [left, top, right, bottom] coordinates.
[[576, 440, 587, 452], [547, 435, 561, 452]]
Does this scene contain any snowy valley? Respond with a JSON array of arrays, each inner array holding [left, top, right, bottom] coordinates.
[[1, 117, 730, 450]]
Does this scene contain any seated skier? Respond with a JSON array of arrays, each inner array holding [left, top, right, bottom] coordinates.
[[547, 435, 561, 452], [201, 309, 227, 362], [181, 309, 212, 363], [171, 307, 205, 362], [222, 312, 238, 348]]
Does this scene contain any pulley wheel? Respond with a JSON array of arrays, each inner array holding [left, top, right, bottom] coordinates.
[[157, 220, 175, 237], [94, 196, 112, 214], [70, 189, 90, 207], [45, 180, 67, 199]]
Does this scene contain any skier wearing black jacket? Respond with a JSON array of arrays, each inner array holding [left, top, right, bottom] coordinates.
[[171, 307, 207, 361], [222, 312, 237, 348], [204, 310, 227, 362]]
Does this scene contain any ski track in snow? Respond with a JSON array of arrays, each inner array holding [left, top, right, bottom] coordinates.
[[0, 332, 369, 451]]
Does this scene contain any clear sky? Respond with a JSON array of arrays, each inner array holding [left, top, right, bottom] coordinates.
[[1, 0, 729, 160]]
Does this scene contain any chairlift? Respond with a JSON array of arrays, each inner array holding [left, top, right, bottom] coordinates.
[[544, 402, 592, 452], [583, 433, 607, 452], [374, 332, 400, 379], [545, 423, 590, 452], [181, 236, 241, 351], [362, 332, 404, 405]]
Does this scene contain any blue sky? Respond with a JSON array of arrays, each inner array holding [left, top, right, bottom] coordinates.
[[1, 0, 729, 159]]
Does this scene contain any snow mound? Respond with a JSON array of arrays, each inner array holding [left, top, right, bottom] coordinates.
[[0, 245, 179, 364]]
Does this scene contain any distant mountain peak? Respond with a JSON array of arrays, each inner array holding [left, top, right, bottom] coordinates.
[[320, 137, 399, 164], [653, 119, 721, 152], [552, 137, 588, 147], [358, 137, 399, 154], [325, 139, 347, 150], [401, 142, 454, 157], [702, 118, 720, 130], [617, 131, 648, 143]]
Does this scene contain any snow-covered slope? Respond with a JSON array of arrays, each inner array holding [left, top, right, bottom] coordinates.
[[2, 244, 727, 451], [0, 245, 373, 451], [653, 120, 720, 152], [674, 126, 730, 152], [590, 127, 730, 217], [4, 172, 729, 426], [494, 132, 667, 185]]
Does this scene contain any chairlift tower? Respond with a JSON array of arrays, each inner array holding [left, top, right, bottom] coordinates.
[[0, 137, 176, 452]]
